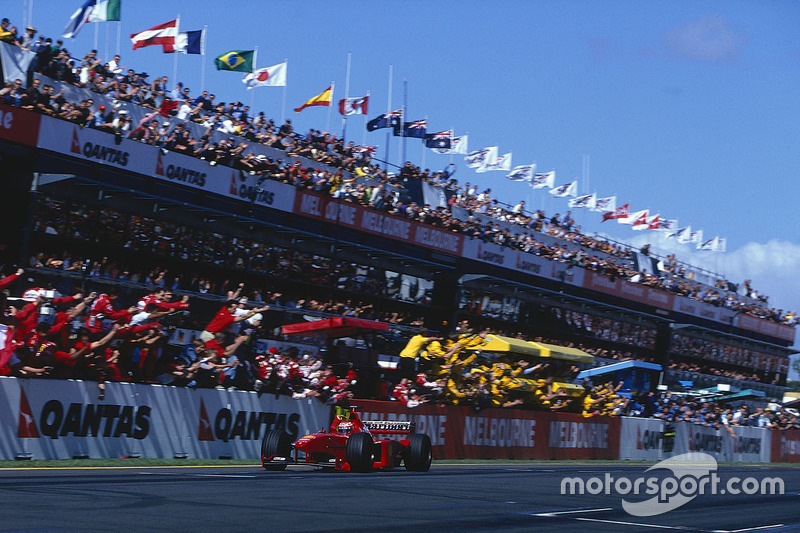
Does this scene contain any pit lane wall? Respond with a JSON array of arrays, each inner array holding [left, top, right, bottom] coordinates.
[[0, 377, 329, 460]]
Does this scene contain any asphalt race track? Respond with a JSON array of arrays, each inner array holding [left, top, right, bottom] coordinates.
[[1, 463, 799, 532]]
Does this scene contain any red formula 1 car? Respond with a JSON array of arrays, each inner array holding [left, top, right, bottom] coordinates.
[[261, 406, 432, 473]]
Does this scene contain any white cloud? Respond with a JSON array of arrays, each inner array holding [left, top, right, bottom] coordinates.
[[663, 14, 745, 63]]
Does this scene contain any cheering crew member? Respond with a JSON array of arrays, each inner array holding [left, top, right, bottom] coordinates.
[[84, 289, 130, 338], [200, 300, 269, 343], [398, 327, 439, 379]]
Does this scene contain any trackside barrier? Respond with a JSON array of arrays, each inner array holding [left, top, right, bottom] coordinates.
[[0, 378, 788, 462], [0, 377, 329, 460], [619, 416, 667, 461], [356, 400, 620, 460], [771, 429, 800, 463], [620, 417, 772, 463]]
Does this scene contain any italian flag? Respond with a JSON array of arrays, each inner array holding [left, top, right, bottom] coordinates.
[[88, 0, 121, 22]]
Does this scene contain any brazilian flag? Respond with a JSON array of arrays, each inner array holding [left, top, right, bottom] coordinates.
[[214, 50, 255, 72]]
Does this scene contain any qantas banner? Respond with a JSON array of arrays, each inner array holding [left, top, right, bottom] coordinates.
[[619, 417, 669, 461], [37, 116, 154, 172], [0, 104, 40, 146], [293, 190, 464, 255], [35, 115, 296, 212], [357, 400, 619, 460], [0, 377, 328, 460], [462, 239, 586, 286], [672, 421, 770, 463]]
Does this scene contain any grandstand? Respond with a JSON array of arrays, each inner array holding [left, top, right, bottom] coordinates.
[[0, 32, 795, 408]]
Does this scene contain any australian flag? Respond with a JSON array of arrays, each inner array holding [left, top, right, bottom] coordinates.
[[367, 109, 403, 132], [397, 119, 427, 138], [425, 129, 452, 150]]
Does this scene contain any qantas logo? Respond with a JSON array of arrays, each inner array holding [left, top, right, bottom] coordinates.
[[70, 128, 129, 166], [199, 400, 300, 442], [18, 389, 150, 440], [155, 151, 206, 186]]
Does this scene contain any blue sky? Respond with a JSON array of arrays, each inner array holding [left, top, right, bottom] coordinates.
[[20, 1, 800, 374]]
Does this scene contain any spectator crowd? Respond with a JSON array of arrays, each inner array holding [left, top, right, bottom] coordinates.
[[0, 15, 794, 329], [0, 15, 795, 427]]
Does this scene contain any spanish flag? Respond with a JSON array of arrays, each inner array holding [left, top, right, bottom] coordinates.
[[294, 84, 334, 113]]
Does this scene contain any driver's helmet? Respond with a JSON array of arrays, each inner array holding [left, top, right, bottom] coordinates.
[[337, 422, 353, 435]]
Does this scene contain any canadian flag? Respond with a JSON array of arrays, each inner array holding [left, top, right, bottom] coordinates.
[[338, 96, 369, 116]]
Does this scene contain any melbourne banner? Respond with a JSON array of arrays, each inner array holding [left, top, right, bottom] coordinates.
[[293, 190, 464, 255], [356, 399, 620, 460], [0, 104, 41, 146]]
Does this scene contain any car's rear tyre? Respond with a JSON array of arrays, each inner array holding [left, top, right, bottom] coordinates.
[[261, 430, 291, 471], [346, 432, 374, 473], [405, 433, 432, 472]]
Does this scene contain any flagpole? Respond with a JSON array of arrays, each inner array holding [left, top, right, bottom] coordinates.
[[362, 89, 369, 147], [384, 64, 393, 170], [341, 52, 351, 145], [116, 22, 121, 57], [420, 114, 427, 170], [104, 21, 110, 62], [400, 77, 407, 166], [280, 57, 288, 124], [250, 46, 258, 112], [200, 26, 208, 94], [326, 81, 334, 133], [94, 21, 99, 52], [172, 14, 181, 89], [449, 125, 455, 166]]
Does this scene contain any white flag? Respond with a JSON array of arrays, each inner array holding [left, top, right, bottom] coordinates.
[[659, 218, 679, 232], [713, 237, 727, 253], [243, 62, 288, 89], [668, 226, 690, 242], [507, 164, 535, 181], [568, 193, 596, 209], [549, 180, 577, 198], [477, 152, 512, 173], [690, 229, 703, 244], [697, 235, 717, 251], [465, 146, 497, 168], [531, 171, 555, 189], [592, 195, 616, 212]]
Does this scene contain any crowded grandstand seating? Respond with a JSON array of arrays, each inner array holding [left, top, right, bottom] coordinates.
[[0, 15, 796, 428]]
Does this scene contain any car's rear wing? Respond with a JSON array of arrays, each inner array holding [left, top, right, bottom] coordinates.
[[363, 420, 416, 435]]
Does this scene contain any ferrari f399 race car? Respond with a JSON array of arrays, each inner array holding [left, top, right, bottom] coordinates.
[[261, 406, 432, 473]]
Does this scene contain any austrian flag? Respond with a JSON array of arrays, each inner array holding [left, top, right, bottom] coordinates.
[[130, 19, 179, 52]]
